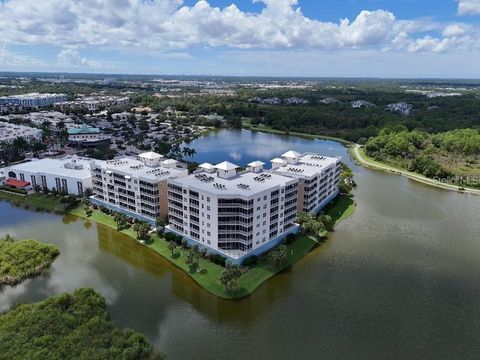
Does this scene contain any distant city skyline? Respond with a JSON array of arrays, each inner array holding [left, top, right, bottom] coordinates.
[[0, 0, 479, 77]]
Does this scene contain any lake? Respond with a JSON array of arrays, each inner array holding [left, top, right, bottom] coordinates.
[[1, 129, 480, 360]]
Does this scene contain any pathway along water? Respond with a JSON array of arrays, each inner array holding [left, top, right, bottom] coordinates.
[[2, 129, 480, 360]]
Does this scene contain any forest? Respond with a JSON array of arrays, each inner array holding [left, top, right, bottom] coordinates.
[[0, 288, 160, 360], [364, 126, 480, 187]]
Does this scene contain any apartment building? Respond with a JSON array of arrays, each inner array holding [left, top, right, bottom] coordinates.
[[3, 157, 92, 195], [270, 151, 342, 214], [90, 152, 188, 223], [165, 160, 299, 263], [0, 121, 42, 143], [0, 93, 67, 108]]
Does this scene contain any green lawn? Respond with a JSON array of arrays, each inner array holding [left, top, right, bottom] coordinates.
[[324, 195, 356, 228], [1, 193, 356, 299], [0, 236, 60, 287], [71, 198, 354, 299], [0, 288, 160, 360], [0, 191, 69, 213]]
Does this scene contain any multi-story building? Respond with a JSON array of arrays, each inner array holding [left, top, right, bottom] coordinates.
[[165, 160, 299, 263], [0, 121, 42, 143], [3, 156, 92, 195], [0, 93, 67, 108], [270, 151, 342, 214], [67, 125, 111, 147], [90, 152, 188, 223]]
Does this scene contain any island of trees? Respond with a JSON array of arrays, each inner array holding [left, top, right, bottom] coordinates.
[[0, 235, 60, 287], [0, 288, 161, 360]]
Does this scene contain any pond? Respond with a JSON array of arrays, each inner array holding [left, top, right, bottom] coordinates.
[[1, 129, 480, 360]]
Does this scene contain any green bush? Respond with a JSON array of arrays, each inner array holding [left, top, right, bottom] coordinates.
[[242, 255, 258, 267], [0, 288, 158, 360]]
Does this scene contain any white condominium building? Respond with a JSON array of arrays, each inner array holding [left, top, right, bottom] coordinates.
[[0, 93, 67, 107], [90, 152, 188, 223], [270, 151, 342, 214], [0, 121, 42, 143], [3, 157, 92, 195], [165, 160, 300, 263]]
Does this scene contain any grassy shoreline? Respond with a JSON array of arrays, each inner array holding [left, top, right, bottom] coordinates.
[[351, 144, 480, 195], [1, 191, 356, 299], [242, 124, 354, 146]]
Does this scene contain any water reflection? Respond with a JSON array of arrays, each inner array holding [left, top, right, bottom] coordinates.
[[2, 130, 480, 359]]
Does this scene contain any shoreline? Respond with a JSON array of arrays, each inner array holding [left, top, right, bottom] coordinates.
[[0, 192, 356, 300], [242, 125, 354, 146], [351, 144, 480, 195]]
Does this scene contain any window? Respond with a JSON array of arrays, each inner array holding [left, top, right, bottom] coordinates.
[[77, 182, 83, 195], [207, 197, 210, 202], [207, 231, 211, 236], [207, 214, 210, 220], [20, 173, 25, 181]]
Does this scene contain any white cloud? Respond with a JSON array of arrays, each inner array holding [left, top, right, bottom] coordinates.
[[458, 0, 480, 15], [57, 45, 114, 69], [0, 45, 43, 66], [443, 24, 467, 37], [0, 0, 477, 72]]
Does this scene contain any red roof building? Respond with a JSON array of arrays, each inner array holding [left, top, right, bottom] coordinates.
[[5, 178, 31, 188]]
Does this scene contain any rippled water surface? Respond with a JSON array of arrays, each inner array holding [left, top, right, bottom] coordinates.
[[1, 129, 480, 360]]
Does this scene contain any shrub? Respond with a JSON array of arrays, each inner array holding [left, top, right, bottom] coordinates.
[[286, 233, 297, 245], [242, 255, 258, 267]]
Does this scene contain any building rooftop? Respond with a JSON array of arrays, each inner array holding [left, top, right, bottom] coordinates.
[[199, 162, 215, 170], [0, 121, 42, 141], [92, 156, 186, 182], [271, 153, 340, 177], [139, 151, 163, 160], [171, 168, 296, 195], [272, 153, 341, 178], [6, 157, 92, 179], [214, 161, 239, 171], [282, 150, 301, 158], [248, 161, 265, 167], [67, 126, 100, 135]]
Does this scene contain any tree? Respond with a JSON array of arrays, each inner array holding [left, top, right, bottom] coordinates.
[[267, 245, 288, 268], [168, 241, 177, 257], [220, 265, 242, 292], [185, 248, 199, 273], [155, 216, 167, 234], [113, 212, 127, 231]]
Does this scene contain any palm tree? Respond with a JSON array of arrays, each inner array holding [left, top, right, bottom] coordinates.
[[12, 137, 28, 157], [168, 241, 177, 257]]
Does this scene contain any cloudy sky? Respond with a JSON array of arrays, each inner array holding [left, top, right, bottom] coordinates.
[[0, 0, 479, 77]]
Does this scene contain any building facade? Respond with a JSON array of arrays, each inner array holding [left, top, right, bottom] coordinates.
[[0, 93, 67, 108], [3, 157, 93, 195], [270, 151, 342, 214], [165, 161, 300, 263], [0, 121, 42, 143], [90, 152, 188, 223], [67, 125, 110, 147]]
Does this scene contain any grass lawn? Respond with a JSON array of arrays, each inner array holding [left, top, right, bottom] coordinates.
[[70, 197, 354, 299], [2, 192, 356, 299], [0, 236, 60, 287], [0, 191, 69, 213], [324, 194, 356, 228]]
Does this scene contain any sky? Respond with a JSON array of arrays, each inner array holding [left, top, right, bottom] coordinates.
[[0, 0, 479, 77]]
